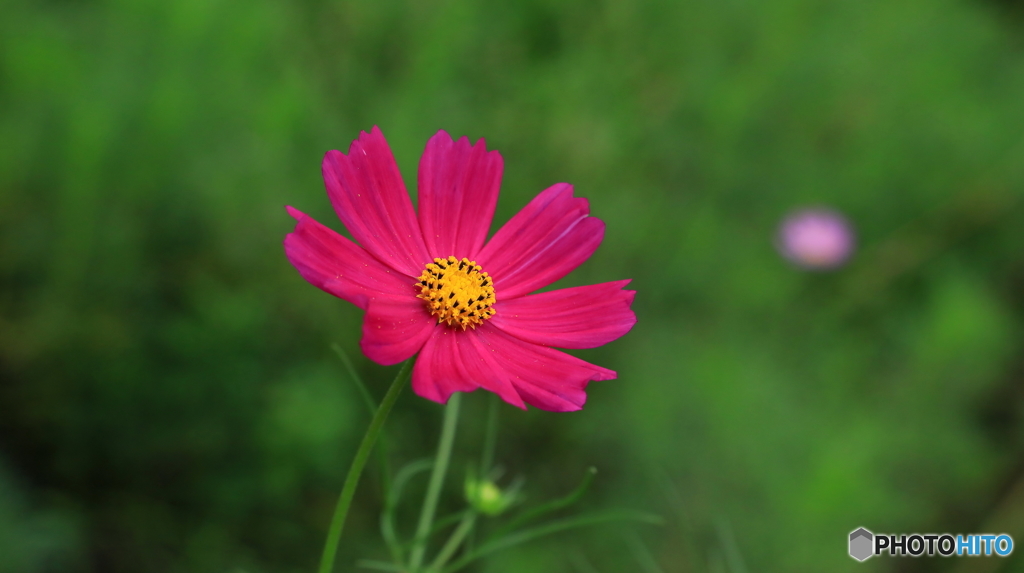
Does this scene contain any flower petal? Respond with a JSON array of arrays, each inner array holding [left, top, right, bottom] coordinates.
[[322, 126, 430, 276], [490, 280, 636, 349], [418, 131, 503, 260], [475, 324, 615, 412], [360, 295, 437, 365], [284, 206, 414, 310], [460, 332, 527, 409], [476, 183, 604, 300], [411, 329, 526, 409], [412, 329, 476, 404]]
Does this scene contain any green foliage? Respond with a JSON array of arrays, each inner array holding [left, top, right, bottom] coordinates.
[[3, 0, 1024, 571]]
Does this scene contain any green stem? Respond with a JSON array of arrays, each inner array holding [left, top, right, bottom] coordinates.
[[488, 467, 597, 541], [467, 394, 499, 555], [332, 344, 394, 506], [441, 510, 663, 573], [480, 394, 499, 474], [408, 392, 462, 571], [318, 358, 413, 573], [427, 512, 477, 572], [381, 459, 432, 566]]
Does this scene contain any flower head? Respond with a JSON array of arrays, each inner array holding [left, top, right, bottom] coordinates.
[[776, 207, 855, 270], [284, 127, 636, 412]]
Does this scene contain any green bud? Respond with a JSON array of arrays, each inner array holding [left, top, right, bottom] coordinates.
[[465, 477, 516, 516]]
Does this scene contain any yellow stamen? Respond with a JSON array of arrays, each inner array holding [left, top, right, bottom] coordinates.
[[416, 256, 496, 330]]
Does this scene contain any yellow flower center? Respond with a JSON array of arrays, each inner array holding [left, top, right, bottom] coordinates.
[[416, 256, 496, 330]]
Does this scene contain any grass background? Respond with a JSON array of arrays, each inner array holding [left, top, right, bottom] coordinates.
[[3, 0, 1024, 571]]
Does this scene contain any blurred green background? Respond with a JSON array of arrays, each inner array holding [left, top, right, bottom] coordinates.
[[4, 0, 1024, 571]]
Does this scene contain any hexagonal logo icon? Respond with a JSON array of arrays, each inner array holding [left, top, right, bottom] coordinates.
[[849, 528, 873, 561]]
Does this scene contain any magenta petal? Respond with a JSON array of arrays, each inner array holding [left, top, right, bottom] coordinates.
[[475, 324, 615, 412], [418, 131, 503, 260], [284, 206, 415, 310], [322, 127, 430, 276], [411, 329, 527, 408], [490, 280, 636, 349], [476, 183, 605, 300], [412, 329, 478, 403], [360, 296, 436, 365], [461, 333, 527, 409]]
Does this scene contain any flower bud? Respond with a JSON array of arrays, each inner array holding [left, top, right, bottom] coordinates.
[[465, 477, 516, 516]]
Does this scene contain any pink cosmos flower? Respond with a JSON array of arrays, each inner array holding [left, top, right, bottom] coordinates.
[[284, 127, 636, 412], [776, 207, 855, 270]]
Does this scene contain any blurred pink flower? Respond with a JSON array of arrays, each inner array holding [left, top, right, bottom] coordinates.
[[285, 127, 635, 412], [777, 207, 855, 269]]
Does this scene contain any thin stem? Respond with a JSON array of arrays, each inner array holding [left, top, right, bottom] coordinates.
[[488, 467, 597, 541], [467, 394, 499, 555], [332, 344, 394, 502], [331, 343, 377, 414], [381, 459, 433, 565], [442, 510, 663, 573], [408, 393, 462, 571], [318, 358, 413, 573], [480, 393, 499, 474], [427, 512, 477, 572]]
